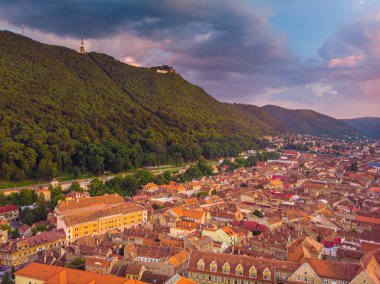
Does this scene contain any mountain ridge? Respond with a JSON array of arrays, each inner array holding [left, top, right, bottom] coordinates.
[[341, 117, 380, 139]]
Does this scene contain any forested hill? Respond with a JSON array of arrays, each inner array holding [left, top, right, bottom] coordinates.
[[261, 105, 359, 137], [342, 117, 380, 139], [0, 31, 273, 181], [0, 31, 358, 181]]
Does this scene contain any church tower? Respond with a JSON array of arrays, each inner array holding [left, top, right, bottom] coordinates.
[[78, 37, 86, 54]]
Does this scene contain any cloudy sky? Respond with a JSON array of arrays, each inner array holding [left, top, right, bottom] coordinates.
[[1, 0, 379, 118]]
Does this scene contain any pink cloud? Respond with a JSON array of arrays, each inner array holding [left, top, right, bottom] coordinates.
[[328, 54, 366, 68]]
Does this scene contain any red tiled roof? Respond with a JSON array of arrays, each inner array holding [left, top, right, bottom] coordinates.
[[0, 205, 18, 214]]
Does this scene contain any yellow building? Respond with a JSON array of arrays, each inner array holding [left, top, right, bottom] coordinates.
[[0, 229, 65, 267], [201, 227, 238, 246], [55, 194, 147, 241]]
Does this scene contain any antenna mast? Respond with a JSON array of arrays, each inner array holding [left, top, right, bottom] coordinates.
[[79, 37, 86, 54]]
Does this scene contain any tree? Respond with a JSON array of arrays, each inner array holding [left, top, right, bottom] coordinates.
[[252, 230, 261, 236], [34, 224, 47, 234], [196, 191, 208, 197], [10, 229, 19, 239], [1, 271, 12, 284], [11, 265, 15, 280], [253, 210, 263, 218], [316, 234, 323, 243], [152, 203, 163, 210], [70, 181, 83, 193], [68, 257, 85, 270], [134, 170, 154, 187], [49, 185, 65, 209], [19, 189, 36, 206], [34, 193, 47, 220]]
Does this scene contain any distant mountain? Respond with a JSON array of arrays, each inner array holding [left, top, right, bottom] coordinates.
[[342, 117, 380, 139], [261, 105, 358, 136]]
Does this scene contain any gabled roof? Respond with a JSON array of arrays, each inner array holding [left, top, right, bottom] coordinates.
[[306, 258, 359, 281], [15, 262, 148, 284]]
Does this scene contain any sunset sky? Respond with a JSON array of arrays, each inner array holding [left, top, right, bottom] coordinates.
[[1, 0, 379, 118]]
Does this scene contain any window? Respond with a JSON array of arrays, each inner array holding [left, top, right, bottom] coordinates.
[[324, 279, 329, 284], [311, 278, 314, 283], [210, 261, 217, 272], [304, 277, 308, 282], [298, 276, 301, 281]]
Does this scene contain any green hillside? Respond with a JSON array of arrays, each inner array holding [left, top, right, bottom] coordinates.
[[0, 31, 358, 181], [261, 105, 358, 136], [0, 31, 270, 181]]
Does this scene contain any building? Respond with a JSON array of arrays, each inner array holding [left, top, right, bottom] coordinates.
[[165, 274, 197, 284], [287, 255, 379, 284], [186, 250, 299, 284], [55, 194, 147, 241], [54, 194, 126, 218], [85, 256, 117, 275], [14, 262, 148, 284], [36, 188, 52, 202], [202, 227, 238, 246], [57, 203, 147, 241], [0, 205, 19, 222], [0, 229, 65, 267]]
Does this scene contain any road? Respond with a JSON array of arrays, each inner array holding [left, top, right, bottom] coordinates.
[[0, 161, 215, 194]]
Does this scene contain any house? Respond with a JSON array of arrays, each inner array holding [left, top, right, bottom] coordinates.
[[18, 224, 32, 237], [0, 205, 19, 222], [14, 262, 148, 284], [186, 250, 298, 284], [0, 229, 66, 267], [85, 256, 117, 275], [164, 274, 197, 284], [56, 194, 147, 241], [202, 227, 238, 246], [143, 183, 159, 193], [124, 243, 189, 277], [125, 263, 147, 280], [169, 207, 210, 224], [287, 237, 323, 263], [287, 256, 377, 284], [36, 188, 52, 202]]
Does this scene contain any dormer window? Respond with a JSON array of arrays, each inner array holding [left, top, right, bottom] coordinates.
[[249, 266, 257, 278], [197, 259, 205, 271], [263, 267, 271, 280], [210, 261, 217, 272], [223, 262, 230, 274], [235, 264, 243, 276]]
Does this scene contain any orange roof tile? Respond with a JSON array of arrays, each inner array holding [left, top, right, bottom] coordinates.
[[15, 262, 148, 284]]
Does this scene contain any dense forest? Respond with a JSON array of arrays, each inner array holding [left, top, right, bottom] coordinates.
[[261, 105, 358, 137], [0, 31, 271, 181], [0, 31, 359, 181]]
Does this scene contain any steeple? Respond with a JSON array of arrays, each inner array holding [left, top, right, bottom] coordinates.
[[78, 37, 86, 54]]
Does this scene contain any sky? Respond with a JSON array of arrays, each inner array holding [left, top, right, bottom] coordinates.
[[0, 0, 379, 119]]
